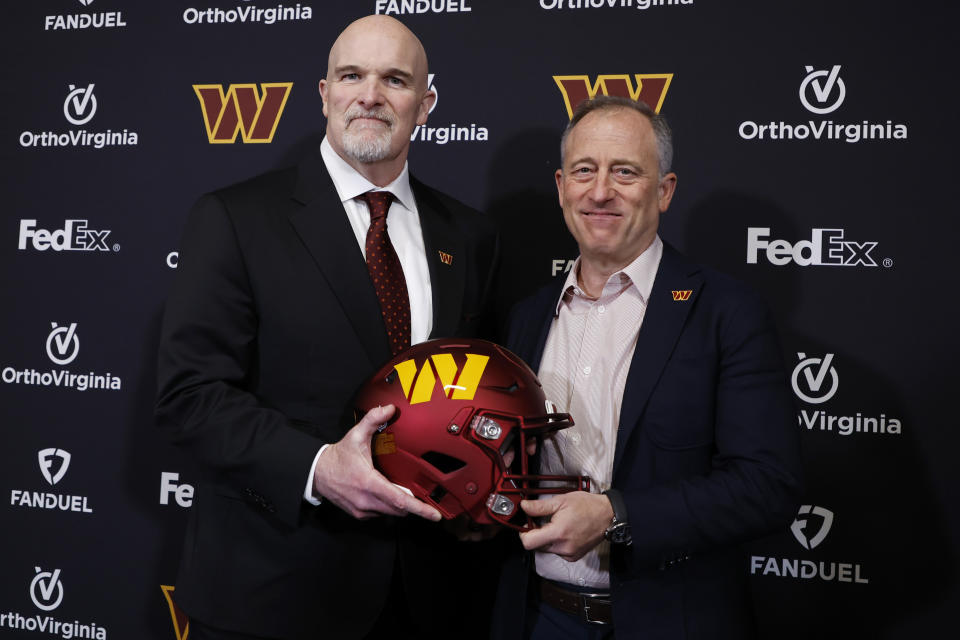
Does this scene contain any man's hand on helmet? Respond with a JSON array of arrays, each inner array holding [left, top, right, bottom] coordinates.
[[312, 404, 442, 522], [517, 492, 613, 562]]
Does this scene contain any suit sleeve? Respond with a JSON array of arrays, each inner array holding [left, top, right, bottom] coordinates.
[[155, 194, 323, 528], [620, 292, 803, 570]]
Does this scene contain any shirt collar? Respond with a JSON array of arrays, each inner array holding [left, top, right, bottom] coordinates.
[[553, 235, 664, 316], [319, 136, 416, 212]]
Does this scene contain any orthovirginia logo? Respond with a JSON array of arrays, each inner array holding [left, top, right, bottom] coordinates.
[[193, 83, 293, 143], [393, 353, 490, 404], [45, 0, 127, 31], [790, 352, 902, 437], [1, 323, 123, 393], [376, 0, 472, 14], [19, 84, 139, 149], [183, 2, 312, 25], [554, 74, 673, 119], [410, 74, 489, 145], [751, 504, 869, 585], [0, 567, 107, 638], [739, 65, 907, 143], [161, 585, 190, 640], [9, 448, 94, 514], [539, 0, 693, 11]]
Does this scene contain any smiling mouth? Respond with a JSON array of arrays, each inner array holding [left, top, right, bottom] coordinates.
[[581, 210, 621, 217]]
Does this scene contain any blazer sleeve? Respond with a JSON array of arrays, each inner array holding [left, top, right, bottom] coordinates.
[[619, 290, 803, 570], [155, 193, 323, 528]]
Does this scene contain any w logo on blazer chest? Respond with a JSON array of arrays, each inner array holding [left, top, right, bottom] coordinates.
[[671, 290, 693, 301]]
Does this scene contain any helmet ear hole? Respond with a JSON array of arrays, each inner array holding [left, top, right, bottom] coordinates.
[[428, 485, 448, 503], [421, 451, 467, 474]]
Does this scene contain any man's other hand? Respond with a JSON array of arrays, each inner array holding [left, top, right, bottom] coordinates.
[[312, 405, 442, 522], [518, 492, 613, 562]]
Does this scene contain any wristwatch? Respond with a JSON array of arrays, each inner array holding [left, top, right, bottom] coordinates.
[[602, 489, 632, 545]]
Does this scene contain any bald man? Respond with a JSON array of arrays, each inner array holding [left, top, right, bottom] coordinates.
[[157, 15, 499, 640]]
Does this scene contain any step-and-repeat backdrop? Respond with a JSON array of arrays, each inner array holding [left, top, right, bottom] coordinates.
[[2, 1, 956, 638]]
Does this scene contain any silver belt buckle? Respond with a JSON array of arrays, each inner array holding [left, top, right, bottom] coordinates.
[[580, 591, 611, 625]]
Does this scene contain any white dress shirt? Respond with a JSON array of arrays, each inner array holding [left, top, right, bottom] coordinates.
[[304, 137, 435, 504], [535, 235, 663, 589]]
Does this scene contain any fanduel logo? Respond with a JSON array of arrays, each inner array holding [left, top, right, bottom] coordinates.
[[751, 504, 869, 585], [18, 220, 116, 253], [410, 75, 489, 145], [791, 352, 902, 437], [183, 3, 313, 25], [19, 85, 139, 149], [540, 0, 694, 11], [9, 448, 93, 514], [376, 0, 472, 14], [38, 449, 71, 486], [0, 567, 107, 638], [738, 65, 907, 143], [193, 83, 292, 143], [554, 73, 672, 119], [746, 227, 889, 268], [160, 472, 194, 507], [394, 353, 489, 404], [791, 504, 833, 549], [45, 1, 127, 31], [551, 259, 575, 276]]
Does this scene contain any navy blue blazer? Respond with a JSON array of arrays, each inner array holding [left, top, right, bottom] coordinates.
[[492, 243, 803, 640]]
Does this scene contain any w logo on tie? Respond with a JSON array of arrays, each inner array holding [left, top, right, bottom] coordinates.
[[193, 82, 293, 143], [393, 354, 489, 405], [671, 290, 692, 301], [554, 74, 673, 119]]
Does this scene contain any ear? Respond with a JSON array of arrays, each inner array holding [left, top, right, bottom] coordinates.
[[555, 169, 564, 208], [318, 79, 329, 118], [658, 172, 677, 213], [416, 89, 436, 126]]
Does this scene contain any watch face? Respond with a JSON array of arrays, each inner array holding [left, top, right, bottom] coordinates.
[[606, 522, 631, 544]]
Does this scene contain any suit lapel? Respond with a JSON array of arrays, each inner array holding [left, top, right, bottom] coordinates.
[[287, 149, 391, 367], [612, 244, 704, 473], [412, 177, 465, 338]]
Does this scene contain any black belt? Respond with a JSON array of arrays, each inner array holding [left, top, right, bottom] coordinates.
[[537, 578, 613, 625]]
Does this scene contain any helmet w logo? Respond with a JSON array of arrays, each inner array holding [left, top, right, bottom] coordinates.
[[554, 74, 673, 119], [394, 354, 489, 405], [193, 82, 292, 143]]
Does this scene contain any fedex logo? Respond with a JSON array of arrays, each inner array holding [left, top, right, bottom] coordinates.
[[18, 219, 112, 252], [746, 227, 880, 267]]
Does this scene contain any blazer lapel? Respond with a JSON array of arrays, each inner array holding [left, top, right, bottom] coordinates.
[[412, 177, 465, 339], [287, 149, 391, 367], [612, 243, 704, 473]]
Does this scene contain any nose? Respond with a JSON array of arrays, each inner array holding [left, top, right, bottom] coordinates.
[[356, 76, 384, 108], [588, 170, 616, 204]]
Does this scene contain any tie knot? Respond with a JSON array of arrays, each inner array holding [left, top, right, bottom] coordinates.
[[360, 191, 394, 221]]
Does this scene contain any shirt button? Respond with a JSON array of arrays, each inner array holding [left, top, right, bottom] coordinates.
[[571, 433, 581, 445], [583, 366, 591, 375], [598, 304, 606, 313], [578, 578, 586, 586]]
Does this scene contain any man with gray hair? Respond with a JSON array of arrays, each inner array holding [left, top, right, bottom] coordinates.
[[491, 95, 803, 639]]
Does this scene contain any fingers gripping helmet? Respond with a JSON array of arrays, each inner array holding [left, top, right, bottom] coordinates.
[[355, 338, 589, 530]]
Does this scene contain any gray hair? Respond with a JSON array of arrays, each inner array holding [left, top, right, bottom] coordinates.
[[560, 95, 674, 177]]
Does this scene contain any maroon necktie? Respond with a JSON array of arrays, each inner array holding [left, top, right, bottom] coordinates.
[[360, 191, 411, 355]]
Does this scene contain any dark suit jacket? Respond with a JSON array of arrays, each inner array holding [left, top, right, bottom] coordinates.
[[155, 147, 499, 639], [492, 243, 802, 640]]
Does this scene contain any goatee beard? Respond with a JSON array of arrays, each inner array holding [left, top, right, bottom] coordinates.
[[342, 108, 394, 163]]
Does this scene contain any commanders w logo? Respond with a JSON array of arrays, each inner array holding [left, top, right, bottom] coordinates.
[[554, 74, 673, 119], [671, 290, 692, 301], [394, 354, 489, 405], [193, 82, 292, 143], [161, 585, 189, 640]]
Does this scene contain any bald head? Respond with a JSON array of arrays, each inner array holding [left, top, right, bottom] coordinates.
[[327, 15, 430, 92]]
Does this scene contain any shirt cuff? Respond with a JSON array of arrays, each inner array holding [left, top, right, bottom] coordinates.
[[303, 444, 330, 506]]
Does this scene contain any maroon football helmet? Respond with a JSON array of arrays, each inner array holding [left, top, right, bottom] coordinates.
[[354, 338, 589, 530]]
